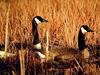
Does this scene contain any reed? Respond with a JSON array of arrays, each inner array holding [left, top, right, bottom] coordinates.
[[0, 0, 99, 74], [19, 50, 25, 75], [4, 4, 10, 58], [46, 30, 49, 57], [0, 0, 99, 49]]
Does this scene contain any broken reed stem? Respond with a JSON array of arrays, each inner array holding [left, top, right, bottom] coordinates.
[[19, 50, 25, 75], [12, 71, 16, 75], [4, 4, 10, 58], [26, 50, 29, 64], [74, 57, 83, 71], [33, 57, 36, 75], [74, 64, 78, 72]]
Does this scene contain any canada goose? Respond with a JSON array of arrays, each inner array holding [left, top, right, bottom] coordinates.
[[32, 16, 48, 59], [78, 25, 93, 59]]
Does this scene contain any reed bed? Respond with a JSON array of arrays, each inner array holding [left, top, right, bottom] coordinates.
[[0, 0, 100, 75], [0, 0, 99, 49]]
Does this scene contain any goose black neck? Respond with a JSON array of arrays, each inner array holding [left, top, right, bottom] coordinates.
[[78, 30, 86, 51], [32, 21, 37, 33], [32, 21, 40, 45]]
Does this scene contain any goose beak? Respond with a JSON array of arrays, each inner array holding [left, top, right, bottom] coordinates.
[[43, 19, 48, 22], [88, 28, 94, 32], [89, 29, 94, 32]]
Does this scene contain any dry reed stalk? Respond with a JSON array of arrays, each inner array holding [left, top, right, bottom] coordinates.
[[4, 4, 10, 58], [19, 50, 25, 75], [46, 30, 49, 57], [74, 57, 83, 71], [26, 50, 29, 64], [64, 69, 72, 75], [33, 57, 36, 75], [74, 64, 79, 72], [12, 71, 16, 75]]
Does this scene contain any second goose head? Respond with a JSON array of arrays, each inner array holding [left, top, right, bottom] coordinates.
[[32, 16, 48, 24], [78, 25, 93, 51], [80, 25, 93, 34], [32, 16, 48, 49]]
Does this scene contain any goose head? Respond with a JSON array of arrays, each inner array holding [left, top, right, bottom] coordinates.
[[78, 25, 94, 51], [80, 25, 93, 34], [32, 16, 48, 25]]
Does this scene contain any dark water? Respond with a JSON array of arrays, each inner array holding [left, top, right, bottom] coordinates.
[[0, 45, 100, 75], [0, 59, 100, 75]]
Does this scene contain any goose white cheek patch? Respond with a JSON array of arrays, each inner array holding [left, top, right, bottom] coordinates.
[[33, 43, 41, 49], [81, 27, 87, 34], [35, 18, 41, 24], [36, 52, 45, 59]]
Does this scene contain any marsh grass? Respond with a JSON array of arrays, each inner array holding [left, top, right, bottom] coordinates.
[[0, 0, 100, 75], [0, 0, 99, 49]]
